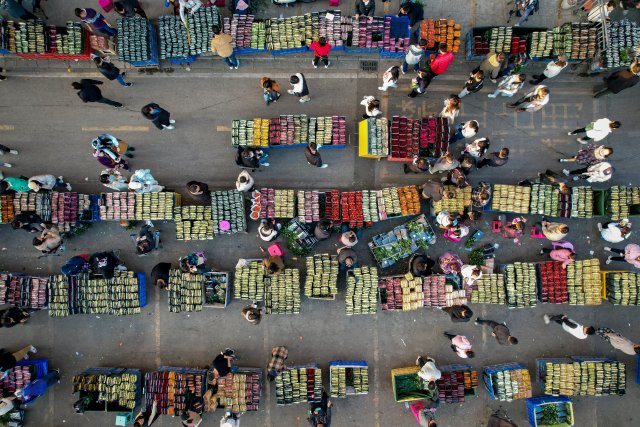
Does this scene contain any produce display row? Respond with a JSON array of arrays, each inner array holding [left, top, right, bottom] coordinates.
[[603, 20, 639, 68], [605, 271, 640, 305], [567, 259, 601, 305], [490, 184, 531, 214], [144, 368, 206, 415], [438, 365, 478, 403], [211, 190, 246, 235], [470, 274, 506, 305], [251, 188, 296, 220], [369, 215, 436, 268], [432, 186, 472, 214], [505, 262, 538, 308], [223, 14, 266, 52], [538, 261, 569, 304], [530, 23, 600, 60], [378, 274, 425, 311], [540, 359, 626, 396], [117, 17, 151, 63], [12, 192, 51, 222], [305, 254, 339, 299], [484, 363, 532, 402], [231, 116, 346, 148], [0, 273, 48, 309], [329, 362, 369, 398], [234, 260, 266, 301], [168, 270, 204, 313], [608, 185, 640, 221], [0, 20, 88, 57], [0, 364, 36, 398], [174, 206, 214, 240], [215, 369, 262, 412], [345, 267, 378, 315], [419, 19, 462, 52], [265, 269, 301, 314], [275, 366, 322, 405], [72, 369, 141, 412]]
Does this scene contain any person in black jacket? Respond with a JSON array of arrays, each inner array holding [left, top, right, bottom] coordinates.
[[141, 103, 174, 130], [71, 79, 123, 108], [398, 1, 424, 42], [10, 211, 43, 233], [89, 251, 120, 279], [92, 55, 132, 87], [186, 181, 211, 204], [593, 60, 640, 98], [151, 262, 171, 289], [442, 305, 473, 322], [355, 0, 375, 17], [0, 305, 30, 328], [305, 143, 328, 169], [114, 0, 147, 18]]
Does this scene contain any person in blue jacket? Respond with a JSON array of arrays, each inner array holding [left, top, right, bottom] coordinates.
[[15, 370, 60, 405]]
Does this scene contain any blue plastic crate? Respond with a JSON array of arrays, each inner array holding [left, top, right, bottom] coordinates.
[[526, 396, 574, 427], [571, 356, 615, 363], [344, 46, 381, 54], [130, 22, 159, 67], [483, 363, 528, 400], [440, 363, 473, 373], [319, 143, 347, 149], [329, 360, 368, 368], [379, 50, 405, 58], [168, 55, 197, 64], [137, 272, 146, 308], [235, 47, 266, 55], [271, 46, 309, 56], [16, 360, 49, 379], [268, 143, 308, 149]]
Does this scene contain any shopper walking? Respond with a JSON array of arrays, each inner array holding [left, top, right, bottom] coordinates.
[[310, 37, 332, 69], [404, 157, 430, 174], [305, 143, 327, 168], [604, 244, 640, 268], [72, 79, 123, 108], [0, 144, 18, 168], [598, 219, 631, 243], [397, 1, 424, 42], [442, 305, 473, 322], [428, 152, 459, 174], [424, 44, 454, 86], [360, 96, 381, 118], [508, 85, 549, 112], [113, 1, 147, 18], [261, 77, 280, 105], [440, 95, 461, 124], [378, 66, 400, 91], [241, 302, 263, 325], [307, 392, 332, 427], [568, 118, 620, 144], [448, 120, 479, 144], [463, 137, 490, 159], [593, 59, 639, 98], [91, 55, 132, 87], [92, 134, 135, 158], [402, 39, 427, 74], [141, 103, 175, 130], [596, 328, 640, 355], [562, 161, 614, 183], [408, 68, 429, 98], [288, 73, 311, 103], [211, 26, 239, 69], [475, 319, 519, 345], [530, 56, 567, 84], [134, 400, 160, 427], [543, 314, 595, 339], [28, 175, 72, 192], [477, 148, 509, 169], [480, 52, 506, 82], [354, 0, 376, 17], [559, 144, 613, 165], [0, 0, 36, 20], [458, 69, 484, 98], [178, 0, 202, 24], [540, 220, 569, 241], [587, 0, 616, 21], [235, 170, 254, 192], [488, 73, 526, 98], [540, 242, 575, 268], [75, 8, 117, 37], [444, 333, 474, 359]]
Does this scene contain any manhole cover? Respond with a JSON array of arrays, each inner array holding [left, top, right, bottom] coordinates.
[[360, 60, 378, 72]]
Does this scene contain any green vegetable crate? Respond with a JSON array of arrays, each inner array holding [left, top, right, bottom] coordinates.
[[391, 366, 434, 402], [329, 361, 369, 398]]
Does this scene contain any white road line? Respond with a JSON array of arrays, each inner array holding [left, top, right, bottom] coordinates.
[[0, 125, 15, 131]]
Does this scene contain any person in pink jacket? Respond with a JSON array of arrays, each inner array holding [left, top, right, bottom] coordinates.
[[444, 333, 474, 358], [540, 242, 575, 269], [604, 244, 640, 268]]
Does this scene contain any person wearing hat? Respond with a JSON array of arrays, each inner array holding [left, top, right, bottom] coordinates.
[[314, 219, 333, 241], [337, 247, 358, 271], [307, 391, 332, 427], [241, 302, 262, 325], [151, 262, 171, 289], [28, 174, 71, 192], [186, 181, 211, 204]]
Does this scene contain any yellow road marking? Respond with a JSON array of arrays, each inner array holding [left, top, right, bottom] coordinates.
[[81, 126, 149, 132], [0, 125, 15, 131], [216, 125, 231, 132]]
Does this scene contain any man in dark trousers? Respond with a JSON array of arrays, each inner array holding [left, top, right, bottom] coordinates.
[[475, 318, 519, 345], [397, 1, 424, 42], [141, 103, 175, 130], [305, 143, 328, 169], [307, 391, 332, 427], [288, 73, 310, 103], [114, 0, 147, 18], [477, 148, 509, 169], [72, 79, 123, 108], [92, 55, 132, 87], [151, 262, 171, 289]]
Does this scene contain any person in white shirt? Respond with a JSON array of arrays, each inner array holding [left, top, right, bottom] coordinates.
[[596, 328, 640, 355], [178, 0, 202, 24], [597, 219, 631, 243], [568, 118, 621, 144], [416, 356, 441, 385], [444, 333, 475, 358], [543, 314, 595, 339], [235, 170, 254, 192], [339, 231, 358, 247], [379, 66, 400, 91], [530, 56, 567, 84], [0, 397, 17, 416], [563, 161, 614, 183], [449, 120, 479, 144], [463, 137, 490, 158], [402, 40, 427, 74], [509, 85, 549, 112], [460, 264, 482, 286], [588, 0, 616, 22], [488, 74, 526, 98], [360, 96, 381, 118]]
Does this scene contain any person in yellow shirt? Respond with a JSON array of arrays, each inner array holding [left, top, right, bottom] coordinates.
[[210, 26, 239, 69]]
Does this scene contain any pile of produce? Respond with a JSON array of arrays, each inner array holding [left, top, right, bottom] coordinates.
[[554, 22, 598, 60], [265, 16, 309, 51], [491, 184, 531, 214], [487, 27, 513, 53], [420, 117, 449, 158], [250, 21, 266, 50], [304, 254, 339, 299], [570, 186, 593, 218], [232, 119, 256, 147], [350, 16, 385, 49], [432, 186, 471, 214], [367, 117, 389, 156], [282, 218, 318, 256], [50, 22, 84, 55], [0, 365, 34, 398], [362, 190, 380, 223], [389, 116, 421, 160], [203, 272, 228, 307], [423, 275, 466, 307], [324, 190, 341, 223], [73, 371, 139, 410], [0, 274, 48, 309], [235, 261, 265, 301], [9, 20, 46, 53], [0, 195, 14, 223], [144, 369, 205, 415], [275, 367, 322, 404], [158, 15, 189, 59], [117, 17, 150, 62], [486, 365, 532, 401], [211, 190, 246, 235], [48, 275, 70, 317], [558, 188, 571, 217], [543, 360, 626, 396], [538, 261, 568, 304], [437, 367, 478, 403], [398, 186, 421, 216], [297, 191, 320, 223], [135, 192, 174, 220], [271, 115, 308, 146], [381, 15, 410, 53], [369, 215, 436, 268], [470, 274, 506, 304], [345, 267, 378, 315], [51, 192, 79, 230], [330, 365, 369, 397], [215, 370, 262, 412], [13, 192, 51, 221], [99, 192, 136, 220], [174, 206, 214, 240], [608, 185, 640, 220], [603, 20, 640, 68], [567, 259, 601, 305], [308, 116, 346, 147], [223, 14, 258, 49], [379, 274, 424, 311], [168, 270, 203, 313], [186, 6, 220, 55], [341, 191, 364, 228], [606, 271, 640, 305], [529, 30, 554, 58], [419, 19, 461, 52], [379, 187, 401, 218], [505, 262, 537, 308], [529, 184, 559, 216], [310, 10, 344, 48], [265, 269, 301, 314]]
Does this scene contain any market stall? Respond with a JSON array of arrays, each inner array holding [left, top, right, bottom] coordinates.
[[329, 361, 369, 397], [504, 262, 538, 308], [432, 186, 471, 215], [379, 15, 410, 58], [211, 367, 263, 412], [0, 19, 90, 59], [282, 218, 318, 256], [117, 17, 158, 67], [305, 254, 339, 300], [526, 396, 574, 427], [211, 190, 246, 235], [604, 270, 640, 305], [275, 364, 322, 405], [465, 25, 546, 61], [470, 273, 507, 304], [223, 14, 266, 54], [158, 15, 195, 63], [168, 269, 204, 312], [143, 367, 206, 415], [537, 357, 626, 396], [345, 267, 378, 315], [483, 363, 532, 401], [345, 16, 384, 53], [251, 188, 295, 219], [234, 259, 265, 301], [265, 268, 301, 314], [72, 368, 142, 416], [391, 366, 435, 403], [419, 19, 462, 52], [567, 259, 601, 305], [537, 261, 569, 304], [368, 214, 437, 268], [359, 118, 389, 159], [437, 364, 478, 403], [0, 273, 49, 309]]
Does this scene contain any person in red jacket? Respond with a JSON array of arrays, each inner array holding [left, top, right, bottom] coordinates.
[[425, 44, 454, 86], [310, 37, 332, 69]]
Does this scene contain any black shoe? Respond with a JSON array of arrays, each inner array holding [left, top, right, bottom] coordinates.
[[0, 76, 6, 81], [506, 103, 517, 108], [403, 164, 410, 174], [126, 154, 134, 158], [129, 147, 135, 151]]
